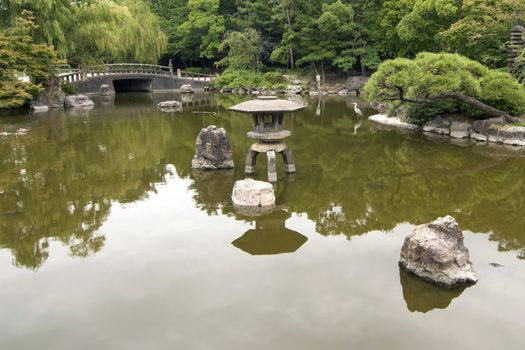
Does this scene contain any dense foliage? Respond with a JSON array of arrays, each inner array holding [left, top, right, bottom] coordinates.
[[2, 0, 523, 73], [0, 12, 58, 109], [214, 69, 285, 89], [364, 52, 525, 123], [1, 0, 167, 65], [1, 0, 524, 110], [147, 0, 525, 74]]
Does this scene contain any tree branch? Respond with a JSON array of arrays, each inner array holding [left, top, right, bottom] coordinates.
[[382, 92, 522, 123]]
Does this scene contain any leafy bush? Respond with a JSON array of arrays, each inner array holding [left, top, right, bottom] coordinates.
[[61, 82, 77, 95], [479, 71, 525, 116], [184, 67, 214, 74], [215, 69, 284, 89], [406, 100, 456, 125], [263, 71, 283, 85]]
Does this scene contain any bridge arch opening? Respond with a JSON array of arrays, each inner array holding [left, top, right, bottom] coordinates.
[[113, 79, 153, 93]]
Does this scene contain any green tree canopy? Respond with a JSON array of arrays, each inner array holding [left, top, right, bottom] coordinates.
[[296, 0, 356, 74], [169, 0, 225, 65], [364, 52, 525, 122], [0, 11, 58, 109], [217, 28, 261, 70], [438, 0, 525, 67], [2, 0, 166, 65]]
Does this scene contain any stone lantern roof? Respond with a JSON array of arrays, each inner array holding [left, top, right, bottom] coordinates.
[[229, 96, 305, 114], [512, 23, 525, 33]]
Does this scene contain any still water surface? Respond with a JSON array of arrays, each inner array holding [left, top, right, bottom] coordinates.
[[0, 93, 524, 349]]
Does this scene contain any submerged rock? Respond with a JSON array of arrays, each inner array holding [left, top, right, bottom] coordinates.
[[399, 215, 478, 288], [191, 125, 234, 170], [64, 95, 95, 108], [30, 101, 49, 113], [368, 114, 421, 131], [158, 100, 182, 112], [99, 84, 114, 96], [231, 179, 275, 210], [450, 121, 471, 139]]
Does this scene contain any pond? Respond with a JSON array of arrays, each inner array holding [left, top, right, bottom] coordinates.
[[0, 93, 524, 350]]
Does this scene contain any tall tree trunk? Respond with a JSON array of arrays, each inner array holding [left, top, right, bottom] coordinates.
[[360, 58, 366, 76], [457, 0, 464, 18], [442, 92, 520, 123]]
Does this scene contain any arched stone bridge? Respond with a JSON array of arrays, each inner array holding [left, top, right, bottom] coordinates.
[[56, 64, 215, 95]]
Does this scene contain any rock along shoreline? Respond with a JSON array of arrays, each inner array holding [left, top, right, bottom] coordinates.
[[369, 114, 525, 147]]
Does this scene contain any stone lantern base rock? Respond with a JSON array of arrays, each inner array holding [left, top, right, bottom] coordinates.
[[399, 215, 478, 288], [191, 125, 235, 170], [232, 179, 275, 210]]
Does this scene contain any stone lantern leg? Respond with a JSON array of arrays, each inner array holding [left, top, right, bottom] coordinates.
[[245, 141, 296, 182], [229, 96, 305, 182]]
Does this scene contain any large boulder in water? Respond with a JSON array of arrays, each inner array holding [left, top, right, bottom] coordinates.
[[473, 117, 525, 146], [399, 215, 478, 288], [191, 125, 234, 170], [64, 95, 95, 108]]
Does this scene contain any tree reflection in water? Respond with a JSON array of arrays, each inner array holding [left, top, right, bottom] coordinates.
[[1, 94, 525, 271]]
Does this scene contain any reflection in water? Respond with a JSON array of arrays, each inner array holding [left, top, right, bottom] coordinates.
[[190, 170, 236, 215], [180, 94, 194, 103], [66, 106, 94, 117], [1, 93, 525, 271], [353, 115, 363, 135], [1, 94, 524, 350], [399, 269, 467, 313], [232, 210, 307, 255]]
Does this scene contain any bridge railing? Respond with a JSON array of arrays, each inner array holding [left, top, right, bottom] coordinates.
[[56, 63, 215, 84], [179, 70, 216, 82]]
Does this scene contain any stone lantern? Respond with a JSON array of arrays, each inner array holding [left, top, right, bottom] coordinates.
[[509, 21, 525, 67], [229, 96, 305, 182]]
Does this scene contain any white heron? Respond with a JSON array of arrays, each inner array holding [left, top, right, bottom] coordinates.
[[352, 102, 364, 118]]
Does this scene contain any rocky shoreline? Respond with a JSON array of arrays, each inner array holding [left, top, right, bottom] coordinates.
[[369, 113, 525, 147]]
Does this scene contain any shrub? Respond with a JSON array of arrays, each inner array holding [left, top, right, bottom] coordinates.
[[61, 82, 77, 95], [406, 100, 457, 125], [215, 69, 284, 89]]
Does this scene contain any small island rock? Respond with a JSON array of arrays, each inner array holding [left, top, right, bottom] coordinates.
[[399, 215, 478, 288], [64, 95, 95, 108], [191, 125, 235, 170], [158, 100, 182, 112], [232, 179, 275, 209]]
